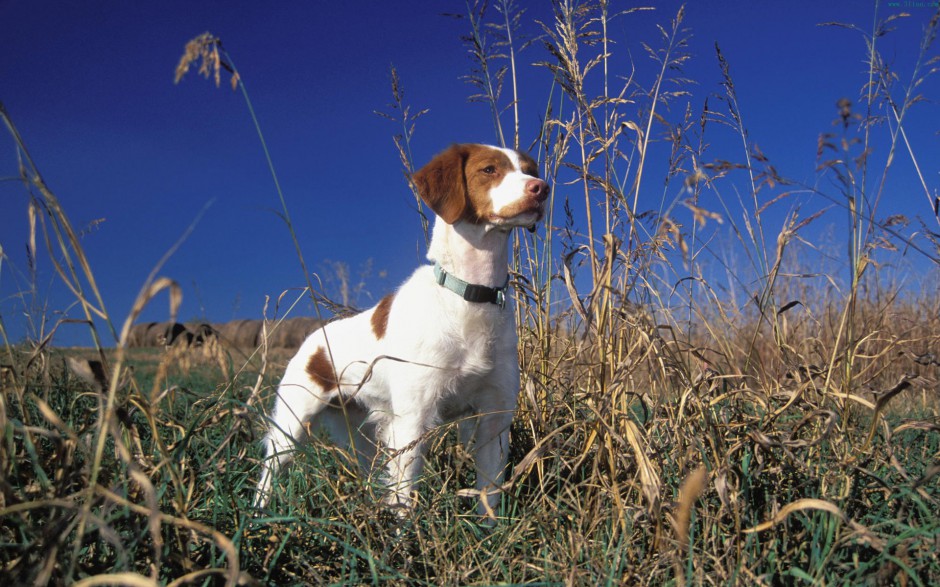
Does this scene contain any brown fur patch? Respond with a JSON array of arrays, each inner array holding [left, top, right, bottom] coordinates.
[[305, 347, 338, 391], [412, 144, 469, 224], [516, 151, 540, 177], [371, 293, 394, 339], [413, 144, 542, 225]]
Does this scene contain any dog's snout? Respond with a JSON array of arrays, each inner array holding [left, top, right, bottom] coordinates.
[[527, 178, 549, 202]]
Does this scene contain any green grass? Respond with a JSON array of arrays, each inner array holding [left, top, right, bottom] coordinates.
[[9, 342, 936, 584], [3, 2, 940, 585]]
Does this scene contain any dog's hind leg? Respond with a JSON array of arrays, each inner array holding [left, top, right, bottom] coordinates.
[[310, 400, 379, 471], [254, 380, 332, 508]]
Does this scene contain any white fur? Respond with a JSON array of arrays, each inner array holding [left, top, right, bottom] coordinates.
[[254, 144, 548, 523], [486, 150, 534, 218]]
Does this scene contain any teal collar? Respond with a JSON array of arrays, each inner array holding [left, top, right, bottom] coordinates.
[[433, 263, 509, 309]]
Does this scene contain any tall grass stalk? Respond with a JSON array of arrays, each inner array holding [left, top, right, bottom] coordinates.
[[174, 34, 325, 331], [375, 66, 430, 242]]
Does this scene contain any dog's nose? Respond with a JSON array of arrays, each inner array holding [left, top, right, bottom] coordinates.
[[526, 178, 550, 202]]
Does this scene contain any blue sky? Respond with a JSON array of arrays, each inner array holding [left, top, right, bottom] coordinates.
[[2, 1, 938, 347]]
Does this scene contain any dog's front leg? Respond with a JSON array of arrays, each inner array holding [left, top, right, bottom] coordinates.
[[467, 408, 514, 524], [382, 411, 428, 512]]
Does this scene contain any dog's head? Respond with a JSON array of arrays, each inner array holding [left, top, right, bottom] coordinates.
[[413, 144, 549, 231]]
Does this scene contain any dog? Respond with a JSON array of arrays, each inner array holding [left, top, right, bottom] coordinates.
[[254, 143, 549, 522]]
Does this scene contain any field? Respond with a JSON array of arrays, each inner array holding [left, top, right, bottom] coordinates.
[[2, 3, 940, 585]]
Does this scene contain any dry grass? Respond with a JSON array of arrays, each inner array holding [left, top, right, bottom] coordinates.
[[2, 3, 940, 585]]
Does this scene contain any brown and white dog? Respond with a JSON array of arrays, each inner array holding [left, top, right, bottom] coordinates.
[[254, 144, 549, 522]]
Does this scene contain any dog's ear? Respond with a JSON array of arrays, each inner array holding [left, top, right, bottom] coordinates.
[[412, 144, 468, 224]]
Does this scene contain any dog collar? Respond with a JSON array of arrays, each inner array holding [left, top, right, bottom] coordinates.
[[433, 263, 509, 309]]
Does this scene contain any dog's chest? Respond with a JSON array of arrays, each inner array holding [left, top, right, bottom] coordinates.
[[389, 307, 511, 383], [453, 321, 500, 376], [373, 267, 518, 387]]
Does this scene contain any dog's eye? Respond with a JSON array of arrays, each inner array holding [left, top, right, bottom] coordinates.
[[481, 165, 496, 175]]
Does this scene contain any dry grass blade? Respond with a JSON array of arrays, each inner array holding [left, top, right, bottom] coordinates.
[[913, 462, 940, 489], [744, 497, 888, 556], [622, 419, 661, 514], [2, 102, 116, 348], [744, 498, 848, 534], [73, 573, 159, 587], [120, 277, 183, 348], [673, 465, 707, 549], [174, 32, 239, 89], [31, 392, 80, 444], [672, 465, 708, 584]]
